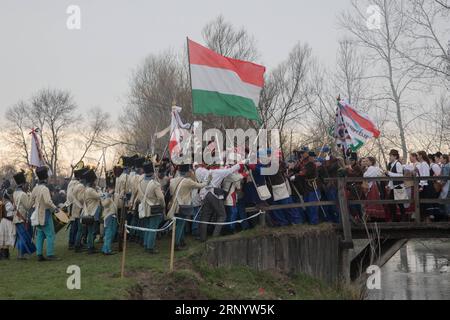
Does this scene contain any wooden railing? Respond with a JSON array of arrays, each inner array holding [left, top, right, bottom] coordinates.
[[245, 176, 450, 248]]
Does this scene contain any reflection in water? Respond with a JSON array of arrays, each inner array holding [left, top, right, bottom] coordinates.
[[366, 240, 450, 300]]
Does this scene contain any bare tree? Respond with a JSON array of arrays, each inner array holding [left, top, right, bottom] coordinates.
[[202, 15, 259, 62], [435, 0, 450, 10], [340, 0, 423, 160], [258, 75, 280, 130], [70, 107, 111, 175], [263, 43, 316, 134], [121, 51, 191, 155], [401, 0, 450, 80], [335, 39, 367, 107], [297, 65, 336, 150], [4, 101, 32, 166], [0, 164, 16, 182], [412, 94, 450, 152], [30, 88, 79, 175]]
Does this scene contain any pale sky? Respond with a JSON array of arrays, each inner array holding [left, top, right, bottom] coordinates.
[[0, 0, 351, 119]]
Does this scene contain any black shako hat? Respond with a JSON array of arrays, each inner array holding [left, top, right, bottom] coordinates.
[[143, 162, 154, 174], [133, 157, 146, 169], [13, 171, 26, 186], [74, 167, 89, 179], [120, 156, 134, 168], [129, 154, 139, 167], [178, 164, 191, 173], [83, 169, 97, 184], [36, 166, 49, 181]]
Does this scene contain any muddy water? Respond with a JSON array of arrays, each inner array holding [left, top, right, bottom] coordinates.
[[366, 240, 450, 300]]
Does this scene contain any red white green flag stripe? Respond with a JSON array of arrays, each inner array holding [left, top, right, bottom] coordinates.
[[187, 39, 265, 122], [336, 99, 380, 152]]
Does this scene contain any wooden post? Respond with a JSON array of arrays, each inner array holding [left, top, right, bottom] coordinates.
[[413, 177, 421, 223], [120, 224, 128, 279], [259, 211, 266, 228], [337, 177, 353, 283], [339, 247, 351, 285], [170, 218, 177, 272], [337, 178, 353, 248]]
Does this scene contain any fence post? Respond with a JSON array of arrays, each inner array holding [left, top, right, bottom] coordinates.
[[170, 218, 177, 272], [120, 225, 128, 279], [259, 211, 266, 228], [413, 177, 421, 223], [338, 178, 353, 248], [337, 177, 352, 284]]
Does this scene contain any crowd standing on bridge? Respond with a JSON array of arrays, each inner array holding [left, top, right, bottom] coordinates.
[[0, 146, 449, 261]]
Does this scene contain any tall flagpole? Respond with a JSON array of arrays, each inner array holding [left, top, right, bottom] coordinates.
[[335, 96, 348, 160], [186, 37, 194, 113], [187, 37, 200, 165]]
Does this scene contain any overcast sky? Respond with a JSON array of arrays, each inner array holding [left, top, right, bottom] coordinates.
[[0, 0, 351, 119]]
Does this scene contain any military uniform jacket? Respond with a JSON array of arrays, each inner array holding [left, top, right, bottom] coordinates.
[[141, 179, 165, 218], [30, 184, 57, 226], [71, 182, 85, 219], [131, 173, 145, 210], [167, 177, 207, 219], [114, 172, 131, 209], [66, 179, 79, 220], [13, 189, 31, 224], [135, 176, 150, 204], [83, 186, 101, 217], [100, 196, 116, 223]]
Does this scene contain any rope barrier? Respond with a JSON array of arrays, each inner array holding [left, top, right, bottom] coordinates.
[[175, 211, 263, 226], [123, 210, 263, 232], [125, 219, 174, 233]]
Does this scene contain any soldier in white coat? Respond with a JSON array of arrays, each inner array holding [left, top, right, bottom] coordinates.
[[138, 161, 166, 253], [66, 166, 88, 250], [30, 166, 60, 261], [80, 169, 102, 254], [12, 171, 36, 259], [129, 157, 145, 242]]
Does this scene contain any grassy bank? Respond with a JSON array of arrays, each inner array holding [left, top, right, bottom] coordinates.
[[0, 227, 359, 300]]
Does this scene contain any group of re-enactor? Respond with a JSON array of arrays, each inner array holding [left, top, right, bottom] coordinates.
[[1, 146, 449, 261]]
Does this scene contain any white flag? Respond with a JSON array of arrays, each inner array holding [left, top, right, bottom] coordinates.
[[169, 106, 191, 160], [29, 128, 52, 175]]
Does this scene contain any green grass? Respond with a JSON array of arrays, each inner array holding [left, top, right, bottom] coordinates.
[[0, 227, 358, 300], [210, 223, 337, 242], [191, 259, 358, 300], [0, 229, 177, 300]]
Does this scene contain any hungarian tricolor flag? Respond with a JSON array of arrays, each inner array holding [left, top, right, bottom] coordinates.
[[187, 39, 265, 122], [336, 99, 380, 152]]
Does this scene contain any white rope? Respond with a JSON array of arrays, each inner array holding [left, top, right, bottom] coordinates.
[[175, 211, 263, 226], [125, 219, 174, 233], [124, 210, 263, 232]]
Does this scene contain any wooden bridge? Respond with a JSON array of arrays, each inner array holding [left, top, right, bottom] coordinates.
[[246, 175, 450, 283]]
